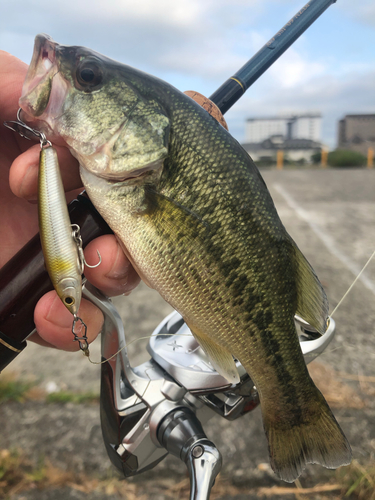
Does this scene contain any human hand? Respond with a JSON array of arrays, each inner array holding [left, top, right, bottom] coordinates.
[[0, 50, 140, 351]]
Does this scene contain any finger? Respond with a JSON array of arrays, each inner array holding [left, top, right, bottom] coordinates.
[[9, 143, 81, 200], [33, 291, 104, 351], [83, 235, 141, 296], [0, 52, 38, 157], [0, 51, 27, 121]]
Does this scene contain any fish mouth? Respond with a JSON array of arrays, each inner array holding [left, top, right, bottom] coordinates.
[[97, 161, 163, 184], [123, 167, 153, 182], [19, 34, 69, 135]]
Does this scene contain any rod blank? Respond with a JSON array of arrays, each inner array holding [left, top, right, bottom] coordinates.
[[210, 0, 337, 114]]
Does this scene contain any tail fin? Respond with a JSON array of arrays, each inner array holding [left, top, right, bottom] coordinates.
[[263, 387, 352, 483]]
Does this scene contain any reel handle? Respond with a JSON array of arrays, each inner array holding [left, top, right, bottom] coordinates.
[[158, 407, 222, 500]]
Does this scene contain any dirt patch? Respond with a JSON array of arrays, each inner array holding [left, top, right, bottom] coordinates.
[[308, 362, 368, 409]]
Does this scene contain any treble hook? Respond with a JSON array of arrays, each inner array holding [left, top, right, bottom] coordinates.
[[71, 224, 102, 273], [4, 108, 51, 149]]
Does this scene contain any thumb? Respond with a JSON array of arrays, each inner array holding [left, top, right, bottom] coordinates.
[[32, 291, 104, 351]]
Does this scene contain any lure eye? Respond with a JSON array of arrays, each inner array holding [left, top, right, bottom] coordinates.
[[64, 296, 75, 306], [76, 59, 103, 90]]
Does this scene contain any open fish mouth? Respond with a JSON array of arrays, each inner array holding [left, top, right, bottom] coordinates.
[[19, 34, 69, 134]]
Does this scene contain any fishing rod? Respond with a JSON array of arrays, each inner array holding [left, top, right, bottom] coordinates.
[[0, 0, 337, 370], [211, 0, 337, 113]]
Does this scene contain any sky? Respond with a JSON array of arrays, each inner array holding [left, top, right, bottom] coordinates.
[[1, 0, 374, 148]]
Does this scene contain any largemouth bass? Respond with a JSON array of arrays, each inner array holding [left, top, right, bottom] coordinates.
[[20, 34, 351, 482]]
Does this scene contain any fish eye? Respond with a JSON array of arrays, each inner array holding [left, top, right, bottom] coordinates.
[[76, 59, 103, 89], [64, 296, 75, 306], [80, 68, 96, 82]]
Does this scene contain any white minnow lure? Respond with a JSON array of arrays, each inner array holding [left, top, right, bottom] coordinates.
[[38, 141, 103, 353], [38, 142, 93, 353], [38, 144, 83, 315], [5, 110, 101, 353]]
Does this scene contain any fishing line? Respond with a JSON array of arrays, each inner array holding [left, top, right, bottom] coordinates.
[[329, 249, 375, 319], [312, 250, 375, 358], [87, 249, 375, 364], [85, 248, 375, 364], [87, 333, 194, 365]]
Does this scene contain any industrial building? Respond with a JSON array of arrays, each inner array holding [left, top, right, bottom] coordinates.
[[245, 113, 322, 143], [338, 114, 375, 156], [242, 113, 322, 164]]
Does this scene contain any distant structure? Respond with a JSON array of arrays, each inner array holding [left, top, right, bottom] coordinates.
[[338, 114, 375, 156], [245, 113, 321, 143], [242, 113, 322, 164], [242, 136, 321, 164]]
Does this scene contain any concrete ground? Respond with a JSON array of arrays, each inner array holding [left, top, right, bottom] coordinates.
[[1, 167, 374, 499]]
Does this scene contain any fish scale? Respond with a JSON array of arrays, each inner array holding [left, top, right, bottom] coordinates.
[[20, 34, 351, 482]]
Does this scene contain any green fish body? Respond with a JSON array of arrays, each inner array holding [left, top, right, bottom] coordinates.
[[20, 34, 351, 482]]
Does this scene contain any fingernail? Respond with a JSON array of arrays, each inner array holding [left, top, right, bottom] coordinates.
[[105, 245, 130, 280], [45, 295, 72, 328]]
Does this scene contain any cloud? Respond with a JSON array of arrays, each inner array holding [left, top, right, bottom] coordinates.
[[153, 28, 267, 82], [339, 0, 375, 27], [2, 0, 373, 151], [267, 47, 326, 89], [1, 0, 264, 74], [226, 67, 375, 148], [57, 0, 205, 29], [13, 0, 263, 36]]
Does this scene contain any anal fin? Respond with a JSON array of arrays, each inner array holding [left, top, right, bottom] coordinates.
[[292, 240, 329, 334], [188, 325, 240, 384]]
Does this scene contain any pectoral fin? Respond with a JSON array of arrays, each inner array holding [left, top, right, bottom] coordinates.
[[189, 325, 240, 384]]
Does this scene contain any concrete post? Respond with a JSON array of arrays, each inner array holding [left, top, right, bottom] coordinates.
[[367, 148, 374, 169], [321, 148, 328, 168], [276, 150, 284, 170]]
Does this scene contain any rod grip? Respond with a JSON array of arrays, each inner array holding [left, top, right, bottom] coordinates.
[[0, 331, 27, 371]]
